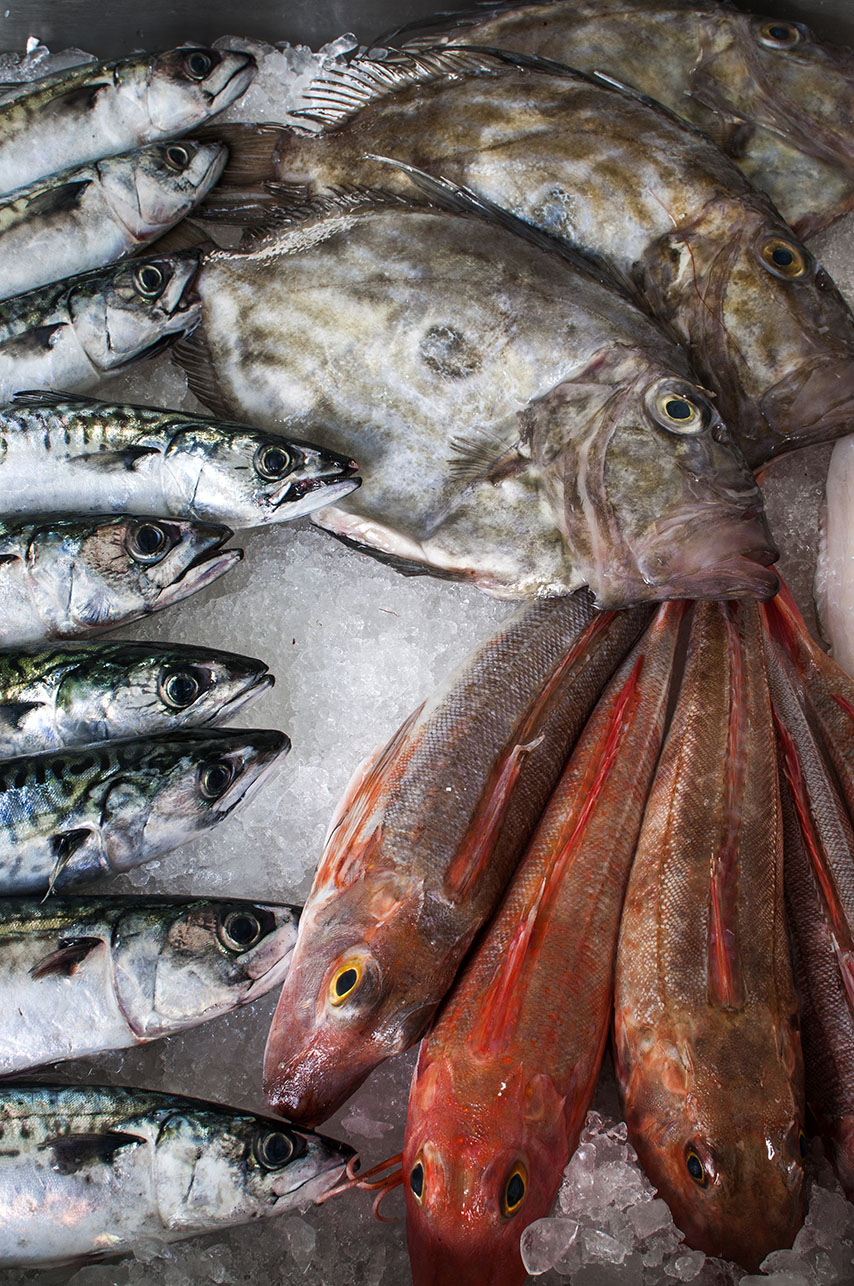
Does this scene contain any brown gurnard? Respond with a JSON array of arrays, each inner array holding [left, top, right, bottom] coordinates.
[[264, 593, 650, 1125], [207, 48, 854, 466], [176, 192, 776, 603], [400, 600, 684, 1286], [386, 0, 854, 238], [614, 600, 806, 1270]]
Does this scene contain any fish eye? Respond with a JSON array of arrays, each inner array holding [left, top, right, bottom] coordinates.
[[757, 20, 801, 49], [650, 386, 710, 435], [218, 908, 263, 952], [329, 961, 362, 1006], [410, 1160, 425, 1203], [126, 520, 171, 564], [685, 1147, 708, 1187], [158, 667, 206, 710], [162, 143, 191, 172], [252, 1128, 294, 1171], [502, 1164, 527, 1217], [759, 238, 807, 280], [133, 263, 165, 298], [254, 443, 293, 481], [199, 758, 236, 800], [183, 49, 214, 80]]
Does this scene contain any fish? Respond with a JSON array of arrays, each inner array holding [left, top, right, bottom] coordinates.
[[0, 513, 241, 647], [0, 140, 227, 300], [0, 45, 256, 196], [0, 726, 288, 895], [204, 48, 854, 467], [0, 391, 360, 526], [382, 0, 854, 238], [0, 640, 273, 756], [175, 190, 777, 603], [614, 600, 806, 1270], [0, 249, 201, 402], [263, 592, 651, 1125], [0, 1083, 350, 1267], [399, 600, 684, 1286], [0, 895, 300, 1073]]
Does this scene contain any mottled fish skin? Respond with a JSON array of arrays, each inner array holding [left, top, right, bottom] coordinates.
[[0, 726, 288, 896], [614, 600, 806, 1270], [0, 1083, 350, 1268], [0, 641, 273, 756], [218, 49, 854, 467], [0, 46, 256, 197], [0, 140, 226, 300], [402, 601, 684, 1286], [0, 393, 360, 526], [0, 514, 241, 647], [179, 201, 776, 604], [263, 593, 651, 1125], [386, 0, 854, 238], [0, 895, 300, 1073], [0, 249, 201, 402]]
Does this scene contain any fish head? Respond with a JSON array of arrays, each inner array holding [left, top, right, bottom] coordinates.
[[403, 1057, 568, 1286], [529, 352, 778, 607], [162, 419, 361, 525], [153, 1107, 352, 1229], [68, 251, 201, 373], [640, 201, 854, 465], [97, 141, 228, 241], [145, 46, 257, 133], [110, 899, 300, 1037]]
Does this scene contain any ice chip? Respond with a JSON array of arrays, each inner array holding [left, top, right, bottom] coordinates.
[[582, 1228, 629, 1265], [670, 1250, 707, 1280], [629, 1197, 674, 1240], [281, 1217, 316, 1273], [521, 1217, 580, 1275]]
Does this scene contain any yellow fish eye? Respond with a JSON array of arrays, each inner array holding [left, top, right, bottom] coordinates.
[[502, 1164, 527, 1217], [329, 961, 362, 1006], [757, 20, 801, 49], [410, 1159, 425, 1203], [760, 238, 807, 280], [652, 390, 708, 435], [685, 1147, 708, 1187]]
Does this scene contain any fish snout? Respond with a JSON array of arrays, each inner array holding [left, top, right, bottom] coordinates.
[[758, 354, 854, 462]]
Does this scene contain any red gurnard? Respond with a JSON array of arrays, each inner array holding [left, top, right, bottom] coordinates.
[[401, 600, 684, 1286], [614, 600, 806, 1271], [264, 593, 650, 1124]]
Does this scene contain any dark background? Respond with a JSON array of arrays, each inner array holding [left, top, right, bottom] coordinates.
[[0, 0, 850, 61]]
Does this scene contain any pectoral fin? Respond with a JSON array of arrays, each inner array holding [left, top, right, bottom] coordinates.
[[45, 1131, 144, 1174], [31, 936, 103, 979]]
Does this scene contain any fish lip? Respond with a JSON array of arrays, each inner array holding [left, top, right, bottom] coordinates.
[[208, 51, 258, 110], [273, 473, 362, 518], [272, 1146, 355, 1202], [156, 546, 243, 609], [213, 733, 290, 815], [211, 672, 275, 723], [666, 554, 780, 601]]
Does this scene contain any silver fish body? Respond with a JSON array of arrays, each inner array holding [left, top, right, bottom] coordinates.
[[0, 46, 256, 196], [0, 726, 289, 895], [0, 641, 272, 756], [0, 140, 226, 300], [0, 393, 360, 526], [0, 1083, 350, 1267], [0, 514, 241, 647], [0, 896, 300, 1073], [0, 250, 200, 402]]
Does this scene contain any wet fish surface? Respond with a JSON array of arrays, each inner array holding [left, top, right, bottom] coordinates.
[[264, 593, 650, 1125], [0, 513, 241, 647], [0, 895, 300, 1073], [0, 1083, 350, 1267], [0, 45, 256, 196], [0, 140, 226, 299], [0, 392, 360, 526], [0, 726, 288, 895], [177, 195, 776, 603], [0, 640, 272, 756]]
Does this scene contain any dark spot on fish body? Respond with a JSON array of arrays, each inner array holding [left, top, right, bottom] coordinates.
[[418, 325, 481, 379]]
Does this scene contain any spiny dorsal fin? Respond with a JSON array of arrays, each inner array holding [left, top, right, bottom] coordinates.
[[373, 1, 557, 52]]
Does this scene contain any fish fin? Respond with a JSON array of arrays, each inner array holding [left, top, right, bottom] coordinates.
[[13, 323, 66, 353], [145, 219, 214, 256], [192, 121, 285, 184], [374, 0, 551, 50], [318, 526, 474, 581], [42, 81, 107, 115], [447, 425, 524, 486], [68, 446, 160, 472], [45, 1131, 145, 1175], [588, 67, 716, 140], [8, 178, 91, 218], [45, 828, 91, 896], [9, 389, 95, 408], [171, 329, 233, 420], [0, 699, 42, 729], [30, 936, 103, 979]]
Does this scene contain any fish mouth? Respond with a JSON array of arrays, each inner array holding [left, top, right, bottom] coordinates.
[[274, 469, 361, 520], [208, 51, 258, 112], [662, 553, 780, 601], [271, 1143, 356, 1203], [264, 1039, 374, 1127], [757, 354, 854, 463], [213, 672, 275, 722], [213, 732, 290, 816], [156, 546, 243, 610]]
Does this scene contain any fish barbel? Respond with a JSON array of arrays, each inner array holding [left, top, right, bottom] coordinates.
[[614, 600, 806, 1269], [0, 1083, 351, 1267], [0, 392, 360, 526], [176, 194, 776, 603], [385, 0, 854, 237], [0, 895, 300, 1073], [263, 593, 650, 1125], [0, 640, 273, 756], [401, 600, 684, 1286], [0, 140, 226, 300], [0, 45, 256, 196], [0, 726, 288, 896], [0, 514, 241, 647]]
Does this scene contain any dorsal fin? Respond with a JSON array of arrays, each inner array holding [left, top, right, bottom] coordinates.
[[8, 389, 98, 409], [373, 1, 558, 52]]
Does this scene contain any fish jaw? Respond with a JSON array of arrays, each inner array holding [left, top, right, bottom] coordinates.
[[758, 350, 854, 463], [146, 48, 257, 133]]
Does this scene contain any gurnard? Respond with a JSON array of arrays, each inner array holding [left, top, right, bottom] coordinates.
[[0, 1084, 350, 1267], [0, 392, 360, 526], [264, 592, 650, 1124], [614, 601, 806, 1269], [0, 640, 272, 756], [0, 895, 300, 1073], [400, 600, 683, 1286], [177, 193, 776, 602], [0, 727, 287, 895]]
